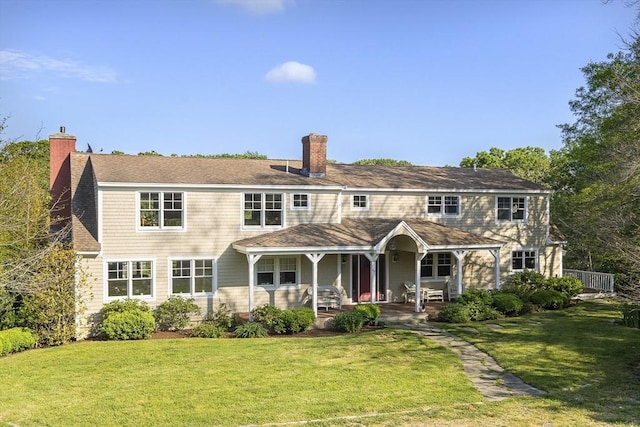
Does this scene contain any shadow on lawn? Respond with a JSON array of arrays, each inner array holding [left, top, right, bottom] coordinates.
[[449, 301, 640, 425]]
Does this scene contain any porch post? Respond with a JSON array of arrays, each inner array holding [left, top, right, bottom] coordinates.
[[305, 253, 325, 317], [490, 249, 501, 289], [453, 251, 467, 296], [247, 254, 262, 320], [415, 252, 423, 313], [364, 253, 378, 303]]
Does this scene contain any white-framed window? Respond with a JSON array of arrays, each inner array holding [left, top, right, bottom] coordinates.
[[106, 260, 154, 299], [497, 196, 526, 222], [243, 193, 284, 227], [351, 194, 369, 210], [256, 257, 299, 288], [139, 192, 184, 229], [427, 195, 460, 216], [511, 249, 537, 271], [170, 258, 215, 295], [291, 193, 310, 210], [420, 253, 451, 278]]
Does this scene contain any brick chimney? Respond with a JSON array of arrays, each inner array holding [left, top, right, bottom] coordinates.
[[49, 126, 76, 229], [301, 133, 327, 177]]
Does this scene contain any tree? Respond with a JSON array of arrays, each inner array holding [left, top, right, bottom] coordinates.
[[352, 158, 412, 166], [460, 146, 551, 186], [551, 32, 640, 300]]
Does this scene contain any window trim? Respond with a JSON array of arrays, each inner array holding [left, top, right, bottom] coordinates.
[[426, 195, 461, 217], [496, 196, 527, 223], [104, 259, 156, 301], [137, 191, 186, 231], [255, 256, 300, 290], [168, 256, 217, 297], [242, 192, 285, 229], [351, 194, 370, 211], [510, 248, 538, 272], [420, 253, 452, 279], [291, 193, 310, 210]]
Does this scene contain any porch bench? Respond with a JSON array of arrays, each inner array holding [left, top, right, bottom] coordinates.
[[316, 285, 342, 311]]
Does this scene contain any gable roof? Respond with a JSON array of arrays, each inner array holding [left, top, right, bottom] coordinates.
[[72, 153, 547, 192], [233, 218, 504, 254]]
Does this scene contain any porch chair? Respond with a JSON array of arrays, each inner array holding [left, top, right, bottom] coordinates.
[[403, 281, 417, 303], [446, 277, 460, 301]]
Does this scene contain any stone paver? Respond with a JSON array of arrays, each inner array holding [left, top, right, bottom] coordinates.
[[392, 323, 547, 401]]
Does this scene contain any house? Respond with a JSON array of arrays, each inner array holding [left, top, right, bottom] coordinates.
[[49, 129, 564, 337]]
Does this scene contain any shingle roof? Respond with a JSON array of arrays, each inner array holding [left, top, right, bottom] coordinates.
[[233, 218, 503, 252], [73, 153, 547, 192], [70, 155, 101, 252]]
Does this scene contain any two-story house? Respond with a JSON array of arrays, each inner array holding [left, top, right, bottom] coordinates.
[[49, 129, 564, 337]]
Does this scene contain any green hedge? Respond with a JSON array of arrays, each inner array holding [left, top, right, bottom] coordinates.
[[0, 327, 37, 356], [332, 311, 365, 333], [99, 300, 155, 340], [353, 304, 381, 325]]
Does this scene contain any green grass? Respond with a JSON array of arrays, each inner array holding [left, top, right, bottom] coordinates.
[[1, 300, 638, 426]]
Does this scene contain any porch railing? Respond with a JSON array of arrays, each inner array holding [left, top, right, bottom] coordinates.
[[564, 269, 615, 292]]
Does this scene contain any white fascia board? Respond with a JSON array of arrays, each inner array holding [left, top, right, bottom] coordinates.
[[374, 221, 429, 254], [428, 243, 504, 251], [97, 182, 344, 192], [233, 245, 375, 255], [343, 187, 550, 195]]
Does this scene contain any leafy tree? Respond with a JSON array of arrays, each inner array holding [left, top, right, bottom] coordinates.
[[551, 33, 640, 300], [352, 158, 412, 166], [460, 146, 550, 186]]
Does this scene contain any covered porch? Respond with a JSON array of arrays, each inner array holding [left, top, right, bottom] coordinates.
[[232, 218, 505, 317]]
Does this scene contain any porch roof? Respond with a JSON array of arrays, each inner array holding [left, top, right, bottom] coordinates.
[[232, 218, 504, 254]]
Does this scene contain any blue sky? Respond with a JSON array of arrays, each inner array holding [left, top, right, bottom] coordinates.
[[0, 0, 636, 166]]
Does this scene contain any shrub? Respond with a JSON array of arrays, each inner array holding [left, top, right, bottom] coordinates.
[[0, 327, 37, 356], [458, 289, 493, 306], [620, 304, 640, 329], [234, 322, 268, 338], [99, 310, 155, 340], [492, 293, 524, 316], [545, 277, 584, 298], [206, 303, 234, 330], [353, 304, 381, 325], [502, 270, 546, 301], [101, 299, 152, 318], [275, 308, 315, 334], [17, 245, 78, 346], [438, 303, 471, 323], [332, 311, 365, 333], [155, 296, 200, 331], [0, 287, 17, 330], [530, 289, 568, 310], [190, 323, 226, 338], [251, 304, 282, 334], [466, 302, 501, 321]]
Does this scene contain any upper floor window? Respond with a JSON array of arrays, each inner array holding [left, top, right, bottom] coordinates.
[[244, 193, 283, 227], [256, 257, 299, 287], [291, 193, 309, 210], [420, 253, 451, 278], [352, 194, 369, 210], [139, 192, 183, 229], [511, 250, 537, 271], [171, 259, 214, 295], [427, 195, 460, 216], [497, 196, 526, 222], [107, 260, 153, 298]]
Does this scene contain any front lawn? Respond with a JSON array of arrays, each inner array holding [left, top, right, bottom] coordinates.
[[1, 300, 638, 426]]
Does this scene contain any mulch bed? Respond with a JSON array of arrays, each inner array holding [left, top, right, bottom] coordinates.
[[151, 325, 383, 340]]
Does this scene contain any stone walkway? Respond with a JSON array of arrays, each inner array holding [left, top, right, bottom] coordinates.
[[392, 322, 547, 401]]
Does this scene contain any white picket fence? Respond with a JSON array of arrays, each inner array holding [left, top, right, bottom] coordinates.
[[564, 269, 615, 292]]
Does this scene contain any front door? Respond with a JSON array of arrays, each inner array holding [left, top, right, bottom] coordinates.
[[351, 255, 387, 302]]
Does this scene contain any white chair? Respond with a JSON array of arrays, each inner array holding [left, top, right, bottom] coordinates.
[[446, 277, 461, 301], [403, 281, 418, 303]]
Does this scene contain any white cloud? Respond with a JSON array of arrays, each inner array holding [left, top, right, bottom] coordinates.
[[217, 0, 292, 14], [0, 49, 117, 83], [265, 61, 316, 84]]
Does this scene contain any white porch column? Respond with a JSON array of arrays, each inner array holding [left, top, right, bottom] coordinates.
[[247, 254, 262, 320], [305, 253, 325, 317], [414, 252, 422, 313], [490, 249, 501, 289], [364, 253, 378, 303], [453, 251, 467, 296]]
